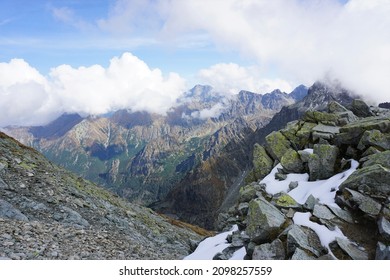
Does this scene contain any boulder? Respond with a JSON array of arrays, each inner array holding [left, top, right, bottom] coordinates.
[[312, 124, 340, 141], [246, 196, 286, 243], [328, 101, 349, 113], [341, 188, 382, 216], [252, 144, 274, 180], [286, 224, 324, 257], [358, 129, 390, 151], [291, 248, 316, 260], [272, 192, 300, 209], [376, 242, 390, 260], [298, 150, 311, 163], [327, 205, 354, 223], [331, 237, 368, 260], [280, 148, 304, 173], [295, 122, 317, 149], [303, 195, 317, 211], [303, 111, 339, 125], [265, 131, 292, 161], [339, 164, 390, 196], [351, 99, 374, 117], [252, 239, 285, 260], [239, 185, 257, 203], [362, 150, 390, 169], [0, 199, 28, 221], [378, 217, 390, 242], [308, 144, 339, 181], [313, 204, 336, 220]]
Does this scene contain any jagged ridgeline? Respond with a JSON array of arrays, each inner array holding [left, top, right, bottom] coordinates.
[[0, 132, 208, 260], [214, 98, 390, 260], [4, 84, 306, 229]]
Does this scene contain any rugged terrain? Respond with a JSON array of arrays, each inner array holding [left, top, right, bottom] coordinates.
[[0, 132, 206, 260], [213, 99, 390, 260], [4, 85, 306, 229]]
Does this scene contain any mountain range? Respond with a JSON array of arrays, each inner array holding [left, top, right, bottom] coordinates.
[[4, 85, 307, 228]]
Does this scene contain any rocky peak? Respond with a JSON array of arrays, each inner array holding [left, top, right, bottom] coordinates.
[[289, 84, 308, 101]]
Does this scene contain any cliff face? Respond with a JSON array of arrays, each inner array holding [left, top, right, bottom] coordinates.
[[0, 132, 206, 260]]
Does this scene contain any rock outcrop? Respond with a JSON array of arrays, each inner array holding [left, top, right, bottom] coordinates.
[[213, 99, 390, 260]]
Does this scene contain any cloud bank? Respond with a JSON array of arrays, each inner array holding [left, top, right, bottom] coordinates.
[[156, 0, 390, 102], [0, 53, 186, 127]]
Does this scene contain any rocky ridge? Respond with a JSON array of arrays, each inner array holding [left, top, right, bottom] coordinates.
[[214, 99, 390, 260], [0, 132, 206, 260]]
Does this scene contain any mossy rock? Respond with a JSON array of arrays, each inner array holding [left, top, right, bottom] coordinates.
[[272, 192, 300, 209], [280, 148, 304, 173], [239, 185, 257, 203], [362, 150, 390, 169], [303, 111, 339, 125], [308, 144, 339, 181], [252, 144, 274, 180], [358, 129, 390, 151], [265, 131, 292, 161]]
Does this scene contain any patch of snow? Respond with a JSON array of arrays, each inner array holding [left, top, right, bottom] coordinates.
[[229, 247, 246, 260], [262, 160, 359, 207], [184, 225, 238, 260], [293, 212, 346, 251]]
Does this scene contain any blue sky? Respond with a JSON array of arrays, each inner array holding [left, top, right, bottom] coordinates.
[[0, 0, 389, 126]]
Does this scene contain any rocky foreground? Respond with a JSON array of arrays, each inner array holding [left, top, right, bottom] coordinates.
[[217, 100, 390, 260], [0, 132, 205, 260]]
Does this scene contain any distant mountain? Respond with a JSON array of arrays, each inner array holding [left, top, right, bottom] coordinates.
[[4, 84, 307, 229]]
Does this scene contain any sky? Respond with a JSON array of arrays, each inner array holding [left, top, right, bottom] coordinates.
[[0, 0, 389, 126]]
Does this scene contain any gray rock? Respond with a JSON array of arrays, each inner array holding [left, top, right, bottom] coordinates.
[[342, 188, 382, 216], [252, 239, 285, 260], [287, 224, 324, 257], [312, 124, 340, 135], [327, 205, 354, 223], [298, 150, 311, 163], [289, 181, 299, 191], [303, 195, 317, 211], [351, 99, 374, 117], [313, 204, 336, 220], [0, 199, 28, 221], [239, 185, 257, 203], [291, 247, 315, 260], [246, 196, 286, 243], [308, 144, 339, 181], [252, 144, 274, 180], [378, 217, 390, 242], [275, 173, 287, 181], [333, 237, 368, 260], [328, 101, 349, 113], [339, 164, 390, 196], [60, 206, 89, 227], [361, 146, 382, 157], [280, 148, 304, 173], [362, 150, 390, 169], [376, 242, 390, 260], [358, 129, 390, 151]]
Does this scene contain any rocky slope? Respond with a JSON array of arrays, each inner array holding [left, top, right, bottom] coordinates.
[[0, 132, 207, 260], [213, 99, 390, 260]]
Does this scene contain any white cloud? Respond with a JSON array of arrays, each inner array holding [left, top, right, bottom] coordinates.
[[197, 63, 293, 94], [0, 53, 186, 127], [191, 103, 226, 119], [155, 0, 390, 102]]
